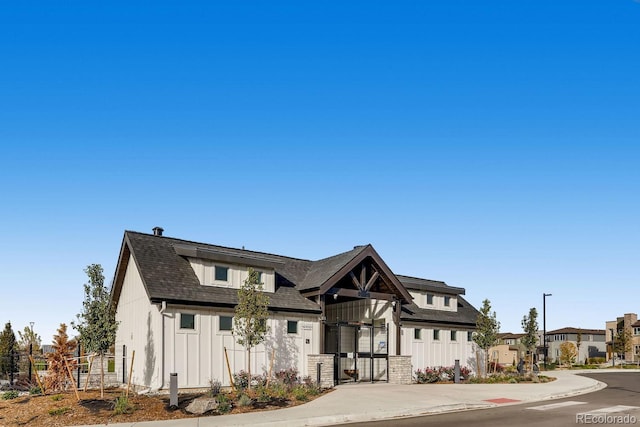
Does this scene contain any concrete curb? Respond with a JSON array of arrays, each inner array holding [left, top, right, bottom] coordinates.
[[242, 403, 497, 427]]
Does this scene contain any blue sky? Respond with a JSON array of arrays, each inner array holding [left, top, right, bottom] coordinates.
[[1, 1, 638, 343]]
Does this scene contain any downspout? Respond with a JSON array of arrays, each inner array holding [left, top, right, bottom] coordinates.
[[160, 301, 167, 390]]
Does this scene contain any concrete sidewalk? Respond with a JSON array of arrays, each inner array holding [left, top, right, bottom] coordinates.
[[74, 369, 639, 427]]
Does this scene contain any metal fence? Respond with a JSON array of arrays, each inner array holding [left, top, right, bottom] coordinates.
[[0, 347, 117, 390]]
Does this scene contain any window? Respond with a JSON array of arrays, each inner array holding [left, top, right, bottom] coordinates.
[[287, 320, 298, 334], [414, 328, 422, 340], [256, 271, 263, 283], [433, 329, 440, 340], [451, 330, 457, 341], [426, 294, 434, 305], [635, 345, 640, 355], [444, 296, 451, 307], [634, 327, 640, 336], [219, 315, 233, 331], [180, 313, 195, 330], [215, 265, 229, 282], [467, 331, 473, 342]]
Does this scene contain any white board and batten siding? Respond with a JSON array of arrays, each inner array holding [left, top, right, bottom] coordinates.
[[165, 309, 320, 388], [114, 254, 164, 390], [402, 325, 475, 372]]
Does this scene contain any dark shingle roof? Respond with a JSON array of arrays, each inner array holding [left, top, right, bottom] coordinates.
[[297, 245, 369, 291], [397, 275, 465, 295], [112, 230, 478, 321], [401, 295, 479, 327], [120, 231, 320, 313]]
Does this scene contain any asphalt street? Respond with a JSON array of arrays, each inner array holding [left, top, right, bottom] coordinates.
[[345, 372, 640, 427]]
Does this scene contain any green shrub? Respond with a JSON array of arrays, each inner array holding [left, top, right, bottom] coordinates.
[[208, 379, 222, 397], [49, 407, 70, 416], [2, 390, 19, 400], [114, 394, 134, 415], [270, 382, 289, 399], [254, 384, 271, 402], [291, 384, 309, 401], [29, 386, 42, 395], [237, 393, 253, 407], [50, 394, 64, 401], [216, 393, 232, 414]]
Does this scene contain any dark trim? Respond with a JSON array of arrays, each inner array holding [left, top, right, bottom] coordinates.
[[173, 244, 286, 269], [400, 317, 476, 328], [150, 298, 322, 314], [316, 246, 413, 303]]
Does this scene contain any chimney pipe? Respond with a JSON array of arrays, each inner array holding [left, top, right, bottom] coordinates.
[[153, 227, 164, 236]]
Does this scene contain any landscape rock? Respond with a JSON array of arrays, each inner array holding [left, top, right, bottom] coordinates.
[[185, 397, 219, 415]]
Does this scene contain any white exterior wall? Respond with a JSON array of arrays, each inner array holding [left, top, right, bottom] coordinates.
[[188, 258, 275, 292], [408, 290, 457, 312], [114, 255, 164, 390], [402, 324, 475, 372], [163, 307, 319, 388]]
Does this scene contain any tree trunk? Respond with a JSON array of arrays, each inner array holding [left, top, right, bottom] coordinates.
[[100, 353, 104, 398], [247, 348, 251, 390]]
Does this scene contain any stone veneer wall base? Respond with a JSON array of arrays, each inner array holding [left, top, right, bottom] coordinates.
[[388, 355, 412, 384], [307, 354, 335, 389]]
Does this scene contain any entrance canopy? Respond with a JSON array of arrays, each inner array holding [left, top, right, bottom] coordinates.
[[299, 244, 413, 304]]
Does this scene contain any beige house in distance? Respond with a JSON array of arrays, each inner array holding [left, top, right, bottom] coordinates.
[[606, 313, 640, 363], [489, 333, 525, 366]]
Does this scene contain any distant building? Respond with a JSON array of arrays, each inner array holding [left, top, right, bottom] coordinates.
[[489, 333, 525, 365], [606, 313, 640, 363], [546, 327, 606, 364]]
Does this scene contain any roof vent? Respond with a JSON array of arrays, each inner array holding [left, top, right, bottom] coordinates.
[[152, 226, 164, 236]]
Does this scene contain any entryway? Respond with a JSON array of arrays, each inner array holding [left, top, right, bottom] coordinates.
[[325, 322, 389, 384]]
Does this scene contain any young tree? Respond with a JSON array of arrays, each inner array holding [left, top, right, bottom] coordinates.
[[614, 329, 632, 360], [472, 299, 500, 378], [45, 323, 77, 392], [0, 322, 18, 381], [575, 330, 582, 363], [17, 325, 42, 378], [18, 325, 42, 354], [521, 307, 539, 372], [73, 264, 118, 398], [559, 341, 577, 367], [234, 268, 270, 388]]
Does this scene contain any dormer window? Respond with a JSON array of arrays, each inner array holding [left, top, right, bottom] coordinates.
[[426, 294, 434, 305], [215, 265, 229, 282], [444, 296, 451, 307]]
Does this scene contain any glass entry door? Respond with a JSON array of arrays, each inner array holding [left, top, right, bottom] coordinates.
[[326, 323, 389, 384]]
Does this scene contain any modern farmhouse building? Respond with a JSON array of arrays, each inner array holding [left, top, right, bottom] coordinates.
[[110, 228, 480, 390]]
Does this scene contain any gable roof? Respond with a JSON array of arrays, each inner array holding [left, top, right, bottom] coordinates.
[[297, 245, 368, 291], [111, 230, 471, 317], [111, 231, 319, 313]]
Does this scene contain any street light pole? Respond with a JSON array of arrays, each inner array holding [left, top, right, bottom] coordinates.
[[543, 293, 552, 370], [610, 328, 615, 367]]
